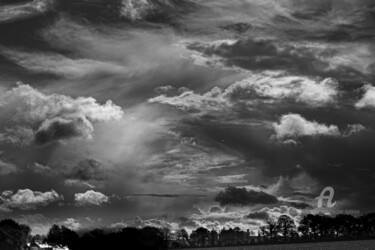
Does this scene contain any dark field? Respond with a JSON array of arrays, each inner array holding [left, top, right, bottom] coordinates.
[[186, 240, 375, 250]]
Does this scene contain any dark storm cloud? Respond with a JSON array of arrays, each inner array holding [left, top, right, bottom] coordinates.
[[214, 186, 278, 206], [186, 38, 375, 82], [1, 0, 375, 232], [29, 162, 53, 175], [279, 0, 375, 38], [66, 159, 109, 182], [0, 159, 18, 176], [209, 206, 223, 213], [128, 194, 207, 198], [282, 201, 311, 210], [0, 0, 197, 26], [34, 116, 93, 145], [175, 109, 374, 212], [55, 0, 197, 24], [244, 210, 269, 220]]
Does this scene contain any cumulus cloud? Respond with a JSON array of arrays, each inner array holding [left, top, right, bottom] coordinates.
[[111, 216, 179, 231], [149, 87, 228, 114], [273, 114, 365, 143], [149, 73, 339, 116], [191, 207, 263, 232], [0, 126, 34, 146], [0, 189, 63, 211], [74, 190, 109, 207], [262, 205, 301, 218], [273, 114, 340, 141], [58, 218, 82, 231], [227, 75, 338, 107], [355, 85, 375, 109], [0, 83, 123, 145], [214, 186, 278, 206]]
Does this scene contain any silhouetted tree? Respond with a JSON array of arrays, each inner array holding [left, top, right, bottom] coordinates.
[[2, 212, 375, 250], [334, 214, 357, 238], [46, 225, 79, 250], [193, 227, 209, 247], [80, 229, 106, 250], [219, 228, 235, 245], [277, 215, 296, 241], [264, 218, 278, 241], [360, 213, 375, 237], [0, 219, 30, 250], [300, 214, 319, 238], [210, 229, 218, 246], [176, 229, 189, 247]]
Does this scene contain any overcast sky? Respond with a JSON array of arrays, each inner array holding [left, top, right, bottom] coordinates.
[[0, 0, 375, 235]]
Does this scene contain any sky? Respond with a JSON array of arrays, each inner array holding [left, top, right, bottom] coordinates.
[[0, 0, 375, 235]]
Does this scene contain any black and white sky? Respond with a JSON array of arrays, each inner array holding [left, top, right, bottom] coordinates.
[[0, 0, 375, 235]]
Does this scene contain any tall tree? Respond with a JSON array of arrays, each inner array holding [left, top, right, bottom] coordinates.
[[194, 227, 209, 247], [277, 215, 296, 241], [264, 218, 278, 241]]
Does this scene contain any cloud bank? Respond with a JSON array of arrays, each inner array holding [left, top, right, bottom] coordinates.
[[0, 189, 63, 211], [214, 186, 278, 206], [0, 83, 124, 145]]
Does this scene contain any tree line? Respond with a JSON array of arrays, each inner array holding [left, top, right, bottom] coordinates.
[[0, 213, 375, 250]]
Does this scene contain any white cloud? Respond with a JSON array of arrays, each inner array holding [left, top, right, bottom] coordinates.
[[0, 83, 124, 145], [120, 0, 152, 21], [223, 74, 338, 107], [0, 126, 34, 146], [149, 73, 339, 115], [0, 0, 52, 23], [273, 114, 365, 143], [111, 217, 179, 231], [0, 189, 63, 211], [59, 218, 82, 231], [273, 114, 340, 142], [261, 205, 301, 219], [74, 190, 109, 207], [355, 85, 375, 109], [1, 49, 128, 79], [149, 87, 229, 114]]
